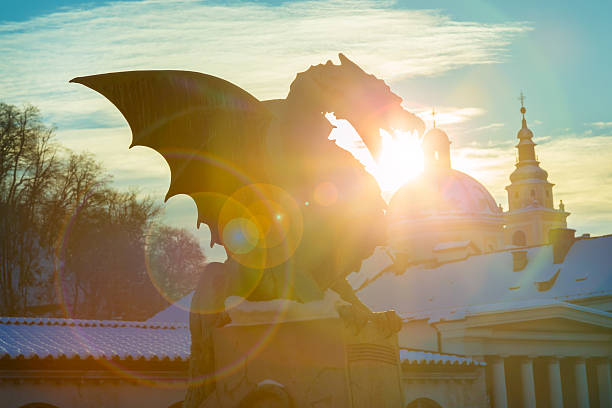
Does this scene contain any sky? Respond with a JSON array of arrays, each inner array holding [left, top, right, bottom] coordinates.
[[1, 0, 611, 261]]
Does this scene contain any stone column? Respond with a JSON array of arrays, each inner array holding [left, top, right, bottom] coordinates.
[[546, 357, 564, 408], [573, 358, 589, 408], [519, 357, 537, 407], [595, 358, 612, 408], [490, 356, 508, 408]]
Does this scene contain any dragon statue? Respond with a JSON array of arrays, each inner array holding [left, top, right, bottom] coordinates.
[[71, 54, 424, 407]]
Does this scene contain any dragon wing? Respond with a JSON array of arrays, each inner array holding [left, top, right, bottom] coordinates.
[[71, 70, 273, 244]]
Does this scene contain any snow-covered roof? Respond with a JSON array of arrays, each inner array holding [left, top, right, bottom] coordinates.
[[147, 292, 193, 324], [354, 235, 612, 321], [400, 349, 485, 367], [433, 240, 474, 252], [0, 317, 189, 361]]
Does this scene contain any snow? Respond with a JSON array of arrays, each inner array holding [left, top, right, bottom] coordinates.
[[224, 289, 349, 326], [346, 246, 395, 291], [257, 379, 285, 388], [433, 241, 473, 252], [355, 235, 612, 321], [0, 317, 189, 361]]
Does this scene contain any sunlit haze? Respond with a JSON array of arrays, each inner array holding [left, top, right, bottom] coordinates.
[[2, 0, 612, 261]]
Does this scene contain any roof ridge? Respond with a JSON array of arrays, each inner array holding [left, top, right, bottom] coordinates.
[[0, 316, 188, 329], [399, 348, 473, 358]]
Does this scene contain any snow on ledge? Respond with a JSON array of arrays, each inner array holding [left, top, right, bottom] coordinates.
[[225, 289, 349, 326]]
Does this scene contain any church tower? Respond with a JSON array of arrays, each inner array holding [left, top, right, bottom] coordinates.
[[504, 95, 569, 246]]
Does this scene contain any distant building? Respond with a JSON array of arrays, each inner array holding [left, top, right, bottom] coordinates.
[[1, 103, 611, 408], [388, 123, 505, 260], [357, 103, 611, 408], [504, 104, 569, 247]]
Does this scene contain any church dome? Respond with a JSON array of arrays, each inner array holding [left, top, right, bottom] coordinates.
[[388, 169, 501, 219]]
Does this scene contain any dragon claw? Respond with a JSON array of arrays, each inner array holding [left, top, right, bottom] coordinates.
[[337, 305, 402, 338]]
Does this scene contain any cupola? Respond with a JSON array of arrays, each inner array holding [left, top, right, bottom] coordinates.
[[422, 125, 451, 172]]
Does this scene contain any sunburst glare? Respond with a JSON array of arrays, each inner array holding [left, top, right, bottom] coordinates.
[[326, 113, 423, 197]]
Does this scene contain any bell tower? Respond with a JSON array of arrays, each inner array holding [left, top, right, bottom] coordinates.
[[422, 109, 451, 173], [504, 94, 569, 246]]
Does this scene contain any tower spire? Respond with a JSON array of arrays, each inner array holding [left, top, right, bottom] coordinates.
[[504, 97, 569, 246], [519, 91, 527, 127]]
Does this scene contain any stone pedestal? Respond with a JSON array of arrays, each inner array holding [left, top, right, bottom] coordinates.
[[200, 294, 403, 408]]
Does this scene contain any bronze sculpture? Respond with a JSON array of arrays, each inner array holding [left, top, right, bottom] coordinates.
[[71, 54, 424, 406]]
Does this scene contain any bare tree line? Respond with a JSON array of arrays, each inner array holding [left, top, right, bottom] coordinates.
[[0, 103, 205, 319]]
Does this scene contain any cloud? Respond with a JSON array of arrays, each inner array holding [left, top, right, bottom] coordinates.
[[413, 106, 486, 128], [473, 123, 505, 132], [0, 0, 530, 126], [589, 121, 612, 128]]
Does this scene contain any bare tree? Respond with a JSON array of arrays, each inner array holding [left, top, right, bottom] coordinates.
[[0, 102, 207, 319], [146, 225, 207, 305], [0, 103, 59, 313]]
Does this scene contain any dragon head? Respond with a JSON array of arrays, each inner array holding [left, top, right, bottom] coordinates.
[[287, 53, 425, 158]]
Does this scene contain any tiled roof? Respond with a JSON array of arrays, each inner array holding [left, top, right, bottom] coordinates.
[[0, 316, 485, 368], [400, 349, 486, 366], [0, 317, 189, 361]]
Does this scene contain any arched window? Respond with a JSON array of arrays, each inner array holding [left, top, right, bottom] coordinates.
[[434, 151, 439, 161], [530, 189, 535, 198], [512, 230, 526, 246], [406, 398, 443, 408]]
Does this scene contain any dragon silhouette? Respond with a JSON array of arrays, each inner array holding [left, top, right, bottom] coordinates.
[[71, 54, 424, 406]]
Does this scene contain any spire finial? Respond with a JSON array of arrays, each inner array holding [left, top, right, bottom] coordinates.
[[519, 91, 526, 118], [432, 107, 437, 128]]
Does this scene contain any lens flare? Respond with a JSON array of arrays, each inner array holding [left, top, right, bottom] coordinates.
[[219, 184, 303, 269], [223, 217, 260, 254]]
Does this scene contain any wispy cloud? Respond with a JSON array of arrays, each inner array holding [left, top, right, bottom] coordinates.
[[0, 0, 530, 126], [473, 122, 505, 132], [413, 106, 486, 128], [589, 121, 612, 128]]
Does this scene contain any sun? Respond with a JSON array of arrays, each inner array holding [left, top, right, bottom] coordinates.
[[326, 113, 424, 197], [375, 129, 424, 192]]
